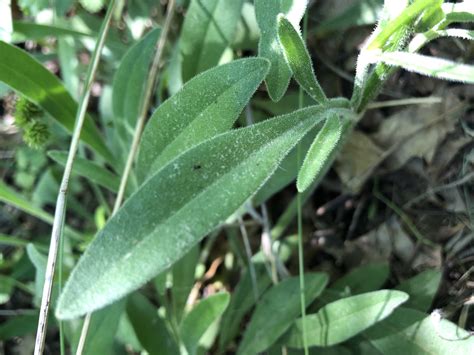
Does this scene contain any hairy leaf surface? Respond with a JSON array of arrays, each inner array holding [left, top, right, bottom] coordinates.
[[56, 105, 344, 319], [278, 15, 327, 104], [255, 0, 308, 101], [297, 113, 341, 192], [136, 58, 269, 182]]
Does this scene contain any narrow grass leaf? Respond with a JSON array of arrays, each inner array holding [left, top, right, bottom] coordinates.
[[136, 58, 269, 182], [278, 15, 327, 104], [255, 0, 308, 101], [48, 151, 120, 192], [56, 105, 339, 319], [297, 113, 342, 192], [0, 41, 113, 161], [180, 0, 244, 81], [0, 181, 53, 224], [284, 290, 409, 348], [180, 292, 230, 355], [395, 269, 441, 312], [12, 21, 92, 42], [370, 51, 474, 84], [237, 273, 328, 355], [112, 28, 161, 131], [362, 307, 474, 354], [127, 293, 179, 355]]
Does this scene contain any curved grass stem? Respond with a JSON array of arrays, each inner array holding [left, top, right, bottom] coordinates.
[[33, 1, 118, 354]]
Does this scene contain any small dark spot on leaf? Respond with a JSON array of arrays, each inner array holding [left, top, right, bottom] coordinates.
[[193, 164, 202, 171]]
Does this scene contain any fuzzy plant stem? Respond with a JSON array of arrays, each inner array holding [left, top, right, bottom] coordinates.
[[33, 2, 118, 354], [75, 1, 176, 354], [296, 12, 310, 355]]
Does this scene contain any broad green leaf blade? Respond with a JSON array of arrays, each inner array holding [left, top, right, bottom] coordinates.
[[172, 245, 200, 322], [370, 51, 474, 84], [297, 114, 342, 192], [127, 293, 179, 355], [219, 264, 273, 350], [56, 105, 339, 319], [285, 290, 409, 348], [112, 28, 161, 131], [255, 0, 308, 101], [237, 273, 329, 355], [277, 15, 327, 104], [180, 292, 230, 355], [0, 41, 113, 162], [180, 0, 244, 82], [136, 58, 269, 182], [395, 269, 442, 312], [362, 307, 474, 354], [48, 151, 120, 192]]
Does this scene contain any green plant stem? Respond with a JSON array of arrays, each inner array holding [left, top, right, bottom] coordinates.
[[33, 1, 118, 353], [296, 12, 309, 355], [74, 1, 176, 353]]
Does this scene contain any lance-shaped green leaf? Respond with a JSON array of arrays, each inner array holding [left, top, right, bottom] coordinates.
[[0, 41, 113, 162], [180, 292, 230, 355], [368, 51, 474, 84], [284, 290, 409, 348], [255, 0, 308, 101], [48, 151, 120, 192], [180, 0, 244, 82], [237, 273, 328, 355], [112, 28, 161, 130], [136, 58, 269, 182], [395, 269, 441, 312], [297, 113, 342, 192], [278, 15, 327, 104], [56, 105, 345, 320], [361, 307, 474, 354]]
